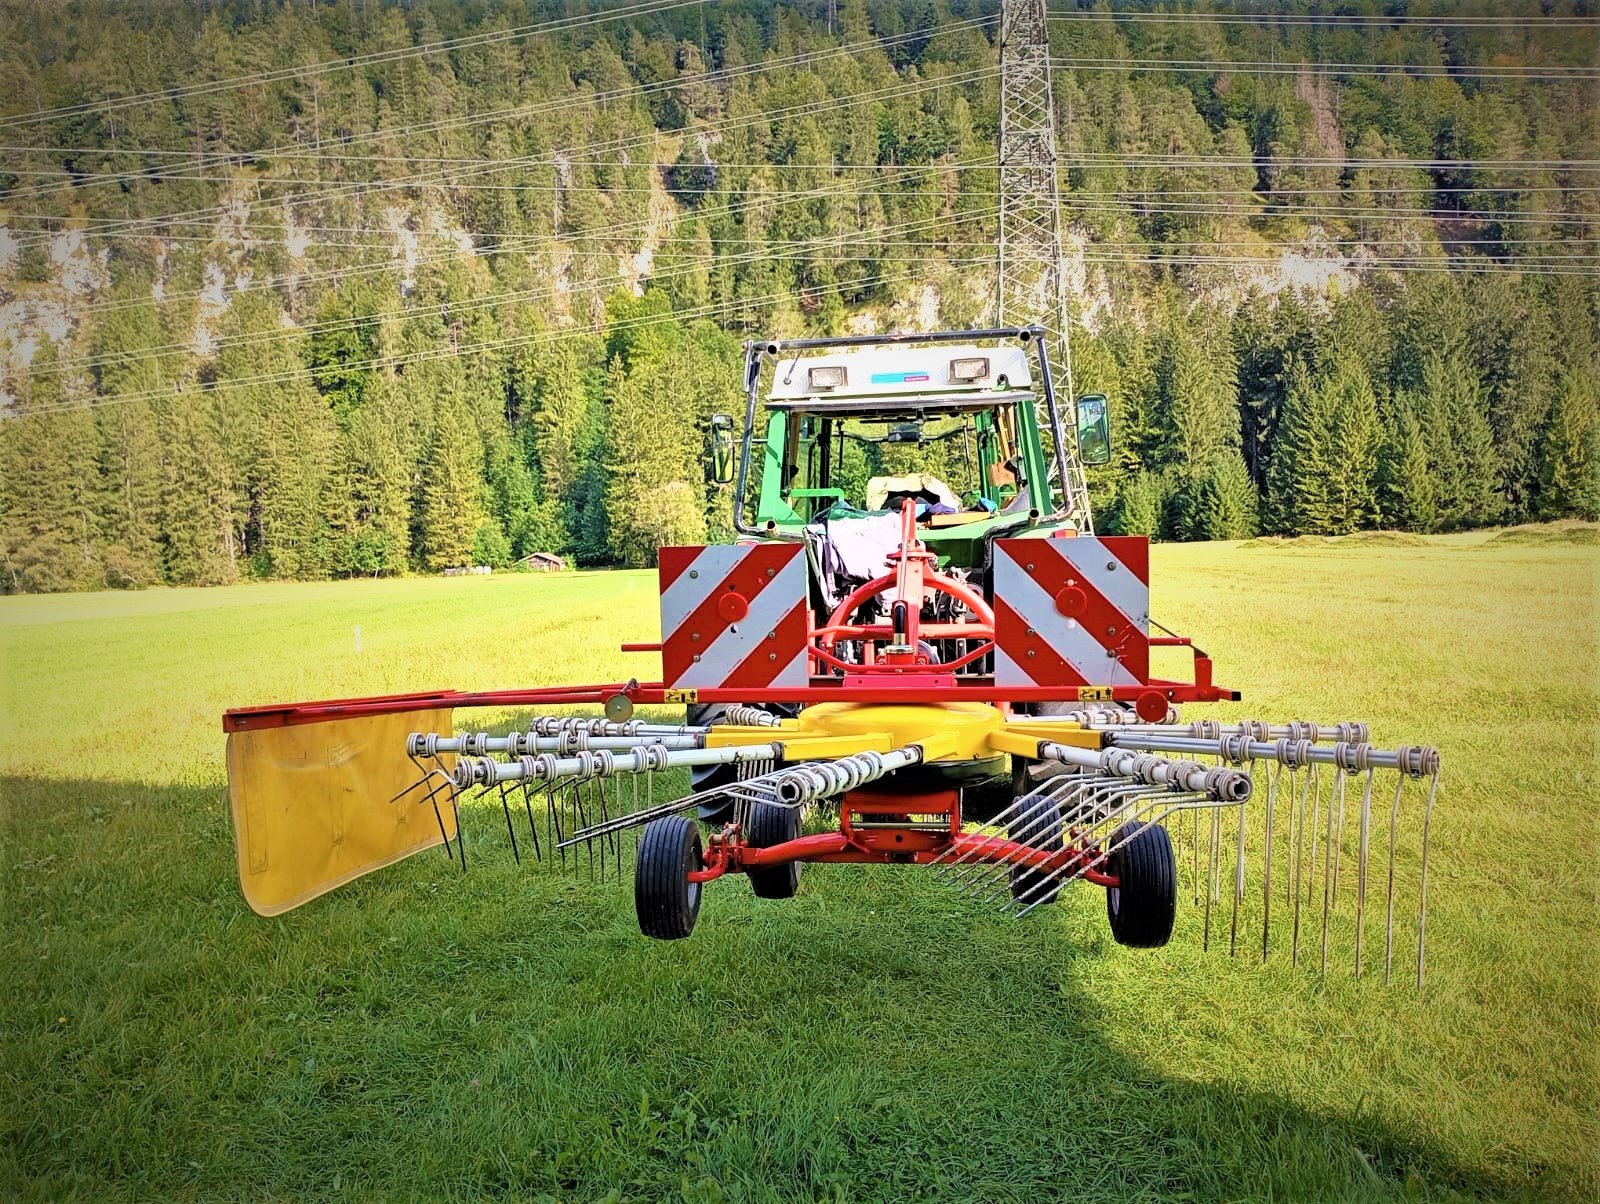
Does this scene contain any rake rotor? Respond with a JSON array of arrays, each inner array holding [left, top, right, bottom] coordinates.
[[376, 705, 1439, 984]]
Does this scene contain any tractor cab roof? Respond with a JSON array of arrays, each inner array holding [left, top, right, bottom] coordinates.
[[765, 342, 1034, 419]]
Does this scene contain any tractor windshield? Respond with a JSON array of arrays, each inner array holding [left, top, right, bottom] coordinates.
[[774, 404, 1028, 525]]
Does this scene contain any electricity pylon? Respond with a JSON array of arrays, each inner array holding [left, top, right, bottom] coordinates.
[[997, 0, 1093, 531]]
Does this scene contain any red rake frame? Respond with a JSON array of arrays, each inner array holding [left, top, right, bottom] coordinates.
[[225, 500, 1236, 735]]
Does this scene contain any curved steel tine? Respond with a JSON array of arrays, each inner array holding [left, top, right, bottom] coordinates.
[[497, 780, 521, 865], [1013, 787, 1176, 918], [966, 797, 1071, 904], [1192, 806, 1201, 905], [1292, 763, 1312, 968], [1229, 761, 1253, 957], [449, 789, 466, 873], [1417, 769, 1439, 989], [1007, 784, 1163, 914], [1384, 770, 1405, 985], [1355, 767, 1375, 979], [1331, 765, 1348, 905], [548, 781, 567, 870], [1263, 762, 1281, 962], [1204, 801, 1221, 952], [517, 778, 542, 862], [1320, 767, 1341, 978], [948, 784, 1079, 894], [406, 765, 459, 862]]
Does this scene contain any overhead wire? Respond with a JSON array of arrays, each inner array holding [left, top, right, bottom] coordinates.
[[27, 209, 992, 378], [1048, 55, 1599, 82], [1045, 7, 1599, 28], [8, 64, 1002, 250], [0, 0, 708, 130], [52, 156, 990, 319], [11, 266, 936, 418], [0, 15, 1000, 206]]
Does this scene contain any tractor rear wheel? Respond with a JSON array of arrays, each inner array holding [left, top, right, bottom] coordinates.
[[1104, 822, 1176, 948], [745, 802, 802, 899], [1008, 795, 1064, 906], [636, 815, 703, 940]]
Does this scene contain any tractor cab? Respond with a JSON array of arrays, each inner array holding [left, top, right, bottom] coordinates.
[[717, 328, 1109, 579]]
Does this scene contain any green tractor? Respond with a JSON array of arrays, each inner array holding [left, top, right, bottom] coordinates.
[[715, 326, 1110, 565], [690, 326, 1114, 816]]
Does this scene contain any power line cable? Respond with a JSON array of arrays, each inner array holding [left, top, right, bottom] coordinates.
[[0, 0, 706, 130], [0, 15, 998, 206], [10, 65, 1000, 250]]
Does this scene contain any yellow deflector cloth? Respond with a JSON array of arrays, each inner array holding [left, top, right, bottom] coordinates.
[[227, 708, 456, 916]]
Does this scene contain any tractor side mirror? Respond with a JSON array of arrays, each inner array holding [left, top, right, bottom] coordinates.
[[1075, 394, 1111, 466], [709, 414, 735, 484]]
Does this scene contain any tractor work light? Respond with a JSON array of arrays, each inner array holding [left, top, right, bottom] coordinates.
[[949, 356, 989, 382], [808, 365, 847, 390]]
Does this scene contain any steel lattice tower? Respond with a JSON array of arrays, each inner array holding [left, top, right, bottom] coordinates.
[[998, 0, 1093, 530]]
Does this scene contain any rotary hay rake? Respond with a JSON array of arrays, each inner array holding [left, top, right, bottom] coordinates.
[[223, 329, 1441, 983]]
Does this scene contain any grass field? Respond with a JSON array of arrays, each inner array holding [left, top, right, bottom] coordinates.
[[3, 529, 1596, 1201]]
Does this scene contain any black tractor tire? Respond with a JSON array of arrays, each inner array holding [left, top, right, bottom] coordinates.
[[744, 802, 802, 899], [1104, 822, 1177, 948], [1008, 795, 1064, 906], [635, 815, 704, 940], [687, 703, 794, 822]]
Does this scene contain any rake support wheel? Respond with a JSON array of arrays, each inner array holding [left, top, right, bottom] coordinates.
[[745, 802, 802, 899], [1105, 822, 1176, 948], [636, 815, 704, 940]]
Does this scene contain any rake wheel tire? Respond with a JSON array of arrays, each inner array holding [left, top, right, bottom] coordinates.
[[1105, 822, 1176, 948], [636, 815, 703, 940], [1008, 795, 1064, 906], [744, 802, 802, 899]]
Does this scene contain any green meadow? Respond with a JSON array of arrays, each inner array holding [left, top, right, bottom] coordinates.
[[3, 528, 1596, 1200]]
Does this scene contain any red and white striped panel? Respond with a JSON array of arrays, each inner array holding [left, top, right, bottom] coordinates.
[[992, 536, 1150, 689], [658, 543, 810, 691]]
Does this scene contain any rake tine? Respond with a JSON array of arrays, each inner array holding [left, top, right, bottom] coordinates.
[[933, 794, 1034, 880], [1354, 767, 1374, 979], [1384, 771, 1404, 985], [1417, 769, 1439, 989], [1229, 763, 1251, 957], [1330, 765, 1348, 905], [577, 780, 594, 879], [969, 801, 1067, 905], [1292, 765, 1312, 968], [1204, 802, 1221, 952], [1262, 763, 1280, 961], [543, 781, 559, 869], [970, 781, 1107, 903], [970, 790, 1081, 905], [450, 789, 466, 873], [518, 777, 542, 862], [1010, 785, 1170, 916], [1191, 805, 1201, 905], [1306, 762, 1321, 913], [497, 780, 521, 865], [1320, 767, 1341, 978]]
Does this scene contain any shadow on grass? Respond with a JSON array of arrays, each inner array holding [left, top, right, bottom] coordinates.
[[0, 775, 1558, 1201]]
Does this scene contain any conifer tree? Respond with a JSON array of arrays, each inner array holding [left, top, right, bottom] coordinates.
[[1379, 397, 1438, 533], [1196, 454, 1260, 541], [419, 390, 487, 571], [160, 394, 239, 586], [1536, 368, 1600, 521], [0, 348, 99, 592]]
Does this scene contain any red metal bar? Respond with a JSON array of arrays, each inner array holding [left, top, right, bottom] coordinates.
[[223, 674, 1241, 730]]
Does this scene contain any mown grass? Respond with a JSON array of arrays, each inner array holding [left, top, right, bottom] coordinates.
[[2, 531, 1596, 1201]]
